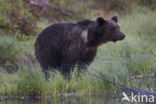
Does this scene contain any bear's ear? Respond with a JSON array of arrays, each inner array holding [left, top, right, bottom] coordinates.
[[96, 17, 106, 26], [111, 15, 118, 23]]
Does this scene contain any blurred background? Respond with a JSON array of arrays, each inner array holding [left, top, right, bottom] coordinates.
[[0, 0, 155, 36]]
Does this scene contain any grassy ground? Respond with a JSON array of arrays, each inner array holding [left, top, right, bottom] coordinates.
[[0, 7, 156, 96]]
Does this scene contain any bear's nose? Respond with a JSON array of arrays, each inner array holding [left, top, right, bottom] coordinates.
[[122, 34, 125, 39]]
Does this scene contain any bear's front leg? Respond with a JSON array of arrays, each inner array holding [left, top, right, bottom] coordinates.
[[78, 48, 97, 72]]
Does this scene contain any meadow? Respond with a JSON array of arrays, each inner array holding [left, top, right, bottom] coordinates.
[[0, 6, 156, 97]]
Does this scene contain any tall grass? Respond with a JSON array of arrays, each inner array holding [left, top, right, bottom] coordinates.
[[0, 8, 155, 96]]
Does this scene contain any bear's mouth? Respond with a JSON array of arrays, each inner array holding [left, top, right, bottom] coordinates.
[[112, 37, 125, 42], [111, 39, 117, 42], [112, 38, 124, 42], [111, 34, 126, 42]]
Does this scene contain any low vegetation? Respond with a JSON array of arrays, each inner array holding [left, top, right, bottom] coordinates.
[[0, 0, 155, 98]]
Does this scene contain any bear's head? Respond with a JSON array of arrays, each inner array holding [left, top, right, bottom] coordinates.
[[96, 15, 125, 43]]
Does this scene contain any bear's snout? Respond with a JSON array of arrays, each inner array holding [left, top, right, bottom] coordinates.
[[121, 34, 125, 40], [111, 33, 125, 42], [118, 33, 125, 40]]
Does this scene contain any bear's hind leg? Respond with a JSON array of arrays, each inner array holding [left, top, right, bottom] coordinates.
[[40, 52, 61, 80]]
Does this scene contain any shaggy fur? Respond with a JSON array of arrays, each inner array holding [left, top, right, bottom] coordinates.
[[34, 16, 125, 77]]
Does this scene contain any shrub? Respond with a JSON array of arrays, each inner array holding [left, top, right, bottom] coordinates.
[[0, 36, 22, 61], [0, 0, 37, 36]]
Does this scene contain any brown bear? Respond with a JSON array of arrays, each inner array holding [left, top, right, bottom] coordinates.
[[34, 15, 125, 78]]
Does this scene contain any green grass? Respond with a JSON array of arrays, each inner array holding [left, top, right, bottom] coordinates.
[[0, 8, 155, 96], [0, 36, 22, 61]]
